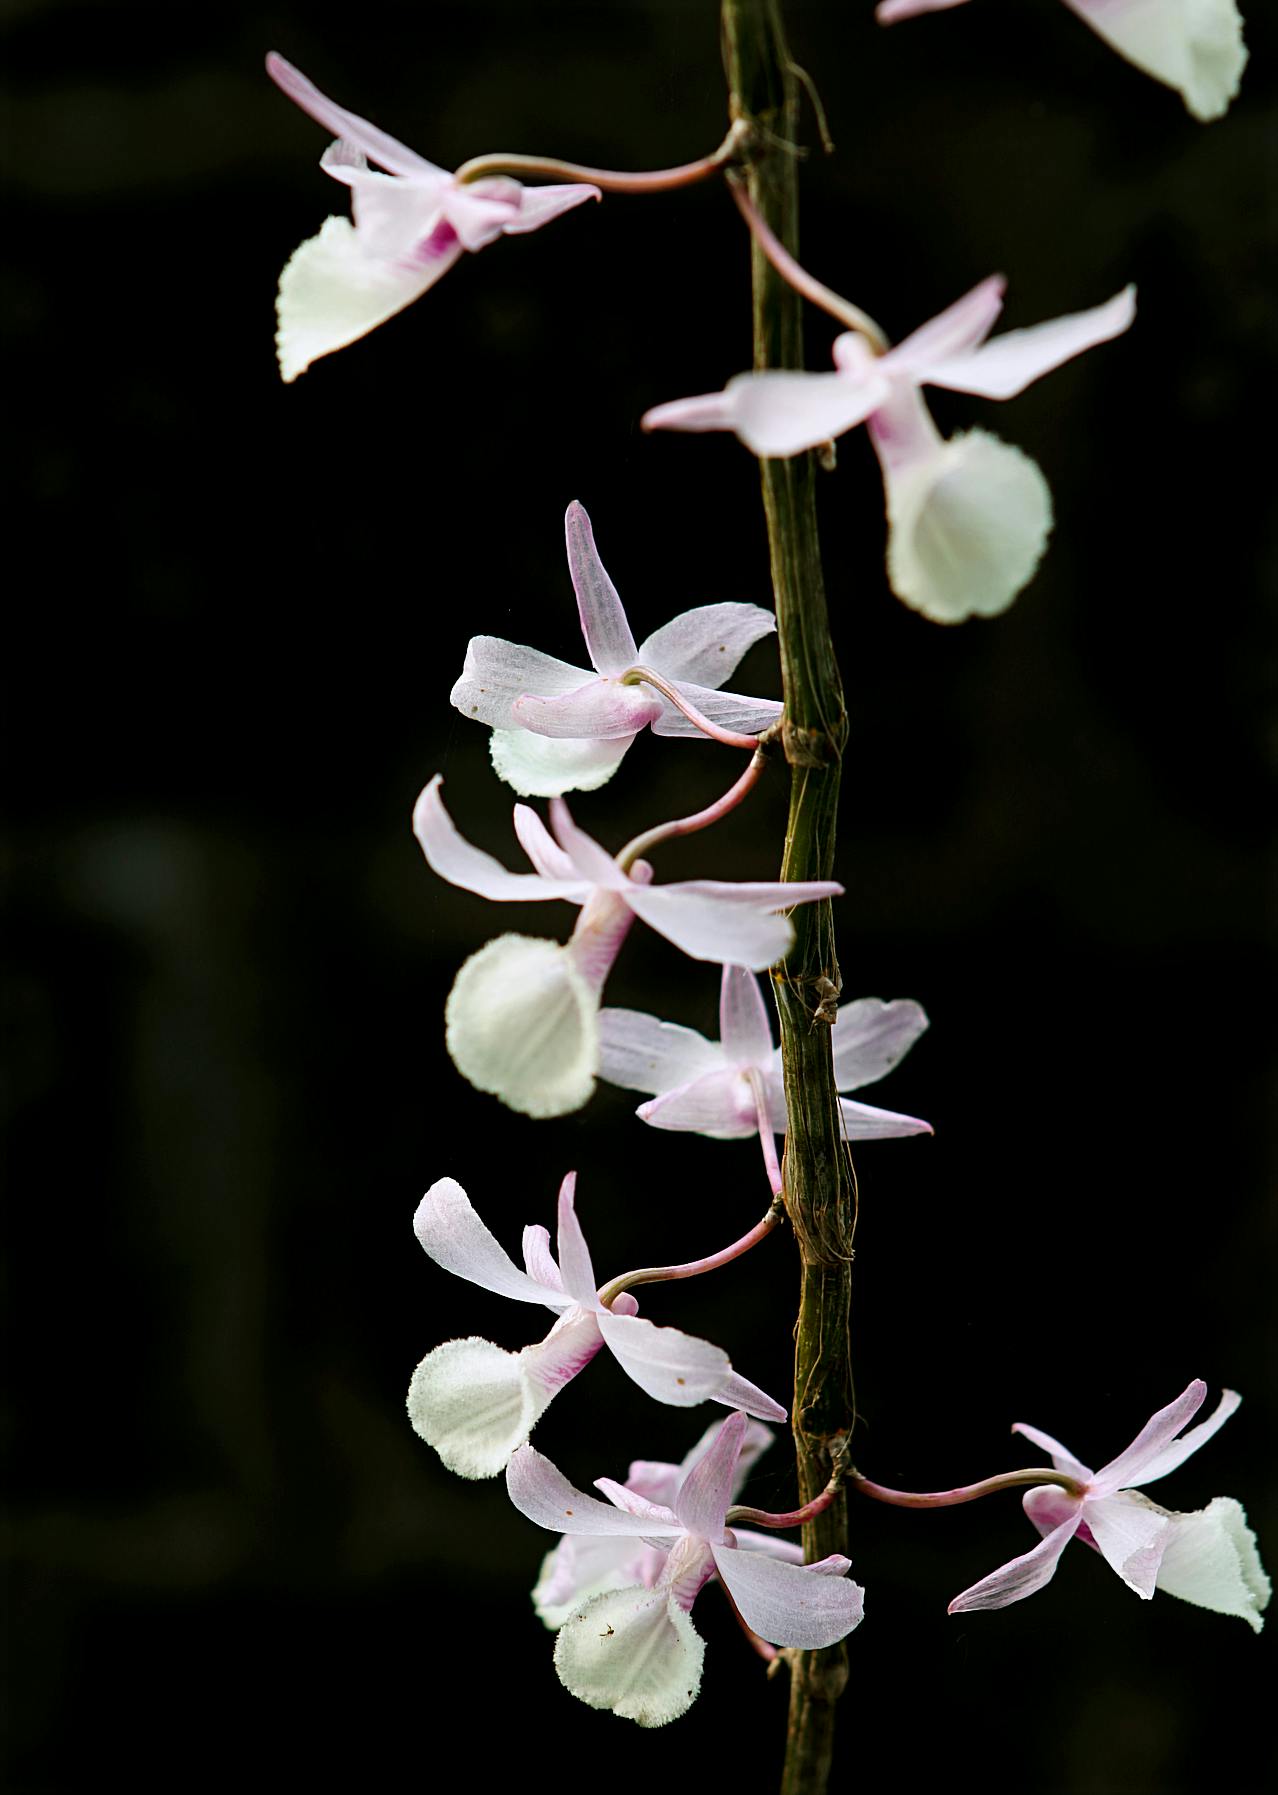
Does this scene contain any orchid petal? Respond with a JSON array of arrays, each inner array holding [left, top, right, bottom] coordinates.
[[920, 287, 1135, 400], [275, 215, 462, 383], [831, 998, 930, 1090], [450, 636, 593, 731], [674, 1411, 746, 1540], [548, 797, 629, 890], [266, 53, 447, 179], [439, 179, 522, 251], [947, 1511, 1082, 1612], [885, 273, 1006, 372], [709, 1370, 787, 1425], [1091, 1380, 1208, 1495], [554, 1587, 705, 1727], [593, 1479, 684, 1529], [1023, 1484, 1086, 1539], [412, 1177, 566, 1308], [512, 681, 664, 740], [719, 965, 775, 1068], [564, 502, 638, 677], [445, 933, 600, 1118], [319, 145, 444, 259], [1124, 1388, 1242, 1488], [647, 369, 890, 459], [1010, 1422, 1093, 1484], [406, 1336, 550, 1479], [511, 805, 581, 881], [625, 887, 795, 970], [729, 1531, 806, 1564], [838, 1096, 934, 1140], [500, 182, 602, 233], [491, 729, 633, 798], [596, 1009, 724, 1095], [711, 1544, 866, 1647], [877, 0, 975, 21], [649, 681, 784, 739], [507, 1445, 681, 1539], [1063, 0, 1247, 122], [553, 1172, 599, 1306], [1154, 1497, 1271, 1632], [534, 1536, 660, 1630], [1085, 1492, 1173, 1597], [637, 1070, 758, 1139], [413, 777, 590, 903], [636, 603, 777, 689], [597, 1309, 733, 1408], [522, 1224, 563, 1292]]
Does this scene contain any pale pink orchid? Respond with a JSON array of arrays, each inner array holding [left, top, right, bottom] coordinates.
[[406, 1176, 784, 1480], [950, 1380, 1271, 1630], [266, 54, 599, 381], [532, 1415, 777, 1628], [599, 964, 931, 1142], [643, 278, 1135, 623], [413, 775, 842, 1117], [451, 502, 782, 797], [876, 0, 1246, 123], [508, 1410, 865, 1725]]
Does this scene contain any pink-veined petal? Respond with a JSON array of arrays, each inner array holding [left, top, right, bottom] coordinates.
[[554, 1587, 705, 1727], [647, 368, 889, 460], [501, 182, 601, 233], [548, 796, 629, 890], [1085, 1492, 1174, 1597], [884, 275, 1006, 375], [565, 502, 638, 677], [508, 1445, 681, 1538], [1023, 1484, 1085, 1540], [637, 1070, 758, 1139], [511, 804, 580, 880], [1124, 1388, 1242, 1488], [920, 287, 1135, 400], [1063, 0, 1247, 123], [947, 1511, 1082, 1613], [533, 1535, 662, 1630], [719, 965, 775, 1068], [648, 681, 784, 739], [412, 1177, 566, 1307], [1010, 1421, 1093, 1484], [636, 603, 777, 689], [711, 1543, 865, 1647], [275, 215, 463, 383], [626, 886, 795, 970], [554, 1172, 599, 1306], [266, 53, 447, 178], [492, 729, 633, 799], [512, 680, 664, 740], [413, 776, 590, 903], [674, 1411, 746, 1539], [597, 1310, 733, 1408], [593, 1478, 683, 1528], [445, 934, 601, 1118], [440, 178, 522, 251], [451, 635, 593, 731], [709, 1370, 787, 1424], [831, 998, 929, 1090], [1154, 1497, 1271, 1632], [838, 1096, 934, 1140], [728, 1531, 806, 1564], [566, 887, 640, 993], [319, 143, 443, 259], [522, 1223, 563, 1291], [877, 0, 975, 20], [1090, 1380, 1208, 1495], [596, 1008, 725, 1095]]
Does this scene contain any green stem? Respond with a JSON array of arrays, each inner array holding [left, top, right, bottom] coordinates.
[[720, 5, 854, 1792]]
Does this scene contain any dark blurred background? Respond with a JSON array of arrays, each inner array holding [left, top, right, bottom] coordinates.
[[4, 1, 1275, 1788]]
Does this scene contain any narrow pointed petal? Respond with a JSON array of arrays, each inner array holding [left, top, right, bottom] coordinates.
[[1124, 1388, 1242, 1488], [877, 0, 975, 20], [1085, 1492, 1173, 1597], [412, 1177, 565, 1306], [637, 1070, 758, 1138], [710, 1370, 787, 1424], [648, 681, 784, 739], [596, 1008, 724, 1096], [719, 966, 776, 1068], [564, 502, 638, 677], [920, 288, 1135, 400], [1154, 1497, 1271, 1632], [728, 1531, 806, 1564], [647, 369, 889, 459], [450, 635, 593, 730], [948, 1511, 1082, 1612], [501, 182, 601, 233], [636, 602, 777, 688], [512, 681, 663, 740], [1090, 1380, 1208, 1495], [554, 1587, 705, 1727], [439, 179, 522, 251], [554, 1172, 599, 1305], [1010, 1421, 1093, 1484], [266, 54, 447, 178], [511, 805, 580, 880], [597, 1310, 732, 1407], [491, 729, 632, 798], [677, 1416, 776, 1495], [886, 273, 1006, 371], [413, 776, 589, 903], [445, 933, 600, 1118], [522, 1224, 563, 1291], [674, 1412, 746, 1539], [831, 998, 930, 1090], [711, 1544, 865, 1647], [548, 796, 629, 889], [507, 1445, 680, 1538], [275, 215, 462, 382], [406, 1336, 549, 1479], [1063, 0, 1247, 122], [593, 1478, 684, 1528], [626, 887, 794, 970], [838, 1096, 933, 1140]]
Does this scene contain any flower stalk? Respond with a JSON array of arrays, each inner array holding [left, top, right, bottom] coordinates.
[[597, 1199, 786, 1307], [455, 118, 751, 190], [615, 743, 772, 871], [850, 1466, 1087, 1508]]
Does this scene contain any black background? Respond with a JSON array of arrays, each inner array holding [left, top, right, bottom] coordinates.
[[5, 1, 1275, 1789]]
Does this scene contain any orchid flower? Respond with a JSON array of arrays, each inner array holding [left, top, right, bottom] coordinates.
[[451, 502, 783, 797], [266, 54, 599, 381], [413, 776, 842, 1116], [508, 1411, 865, 1725], [533, 1415, 777, 1628], [950, 1380, 1271, 1629], [406, 1176, 784, 1479], [644, 278, 1135, 623], [599, 964, 931, 1142], [875, 0, 1247, 123]]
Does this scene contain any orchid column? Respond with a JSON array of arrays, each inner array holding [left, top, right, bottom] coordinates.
[[721, 4, 855, 1789]]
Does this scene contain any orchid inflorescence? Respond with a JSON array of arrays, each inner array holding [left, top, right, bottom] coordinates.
[[267, 14, 1264, 1744]]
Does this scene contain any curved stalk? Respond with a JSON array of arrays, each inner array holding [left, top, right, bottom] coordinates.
[[615, 745, 770, 871], [456, 119, 749, 190], [727, 175, 889, 353], [851, 1467, 1086, 1508], [597, 1200, 785, 1308]]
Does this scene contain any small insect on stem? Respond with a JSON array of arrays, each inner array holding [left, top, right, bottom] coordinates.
[[811, 974, 841, 1028]]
